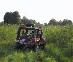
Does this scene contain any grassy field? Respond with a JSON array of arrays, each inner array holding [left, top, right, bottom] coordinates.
[[0, 25, 73, 62]]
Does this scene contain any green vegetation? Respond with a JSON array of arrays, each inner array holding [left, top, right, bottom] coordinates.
[[0, 25, 73, 62]]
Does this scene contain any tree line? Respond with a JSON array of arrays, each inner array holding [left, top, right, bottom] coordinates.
[[3, 11, 73, 26], [44, 18, 72, 26], [3, 11, 42, 27]]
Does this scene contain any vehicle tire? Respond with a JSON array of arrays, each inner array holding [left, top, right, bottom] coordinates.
[[15, 42, 23, 49], [32, 45, 36, 52]]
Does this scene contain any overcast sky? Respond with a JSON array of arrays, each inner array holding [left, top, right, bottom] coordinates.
[[0, 0, 73, 24]]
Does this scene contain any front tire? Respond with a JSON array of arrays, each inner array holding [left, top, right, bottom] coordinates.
[[15, 42, 23, 49]]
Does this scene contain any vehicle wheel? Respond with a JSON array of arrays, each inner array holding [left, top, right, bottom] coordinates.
[[32, 45, 36, 52], [15, 42, 23, 49], [41, 44, 45, 49]]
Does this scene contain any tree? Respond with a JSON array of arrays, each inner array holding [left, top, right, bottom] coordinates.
[[12, 11, 20, 24], [21, 16, 37, 25], [29, 19, 37, 24], [44, 23, 48, 26], [21, 16, 29, 24], [62, 19, 72, 25], [36, 22, 41, 27], [48, 18, 57, 25], [4, 12, 12, 24], [58, 20, 62, 25], [4, 11, 20, 24]]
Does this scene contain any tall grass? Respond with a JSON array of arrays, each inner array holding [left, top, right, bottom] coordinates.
[[44, 25, 73, 62], [0, 25, 73, 62]]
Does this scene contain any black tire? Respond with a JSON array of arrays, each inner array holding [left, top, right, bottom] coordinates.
[[32, 45, 36, 52], [40, 44, 44, 49], [15, 42, 24, 49]]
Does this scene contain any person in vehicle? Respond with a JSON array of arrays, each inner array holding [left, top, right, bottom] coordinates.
[[38, 27, 42, 40], [16, 24, 25, 39], [31, 30, 34, 38], [24, 30, 29, 41]]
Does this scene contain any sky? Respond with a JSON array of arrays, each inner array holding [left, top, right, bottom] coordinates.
[[0, 0, 73, 24]]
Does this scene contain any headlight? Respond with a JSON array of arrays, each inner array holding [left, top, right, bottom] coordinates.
[[37, 39, 39, 41]]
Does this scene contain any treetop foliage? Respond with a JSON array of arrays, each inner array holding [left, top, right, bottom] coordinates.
[[47, 18, 72, 26], [2, 11, 73, 26], [4, 11, 20, 24]]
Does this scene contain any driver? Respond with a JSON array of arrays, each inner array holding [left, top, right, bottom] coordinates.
[[16, 24, 25, 39], [38, 27, 42, 40], [24, 30, 29, 43]]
